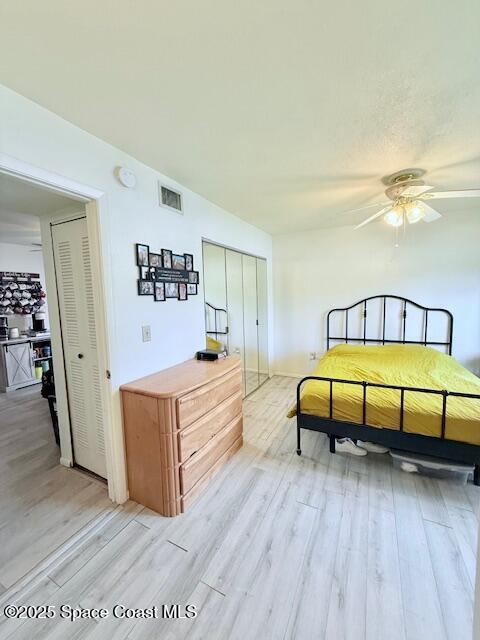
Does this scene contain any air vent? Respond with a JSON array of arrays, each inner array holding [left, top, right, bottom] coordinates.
[[159, 183, 183, 214]]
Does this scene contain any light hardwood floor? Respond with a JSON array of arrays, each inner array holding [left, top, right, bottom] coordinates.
[[0, 385, 112, 590], [0, 376, 477, 639]]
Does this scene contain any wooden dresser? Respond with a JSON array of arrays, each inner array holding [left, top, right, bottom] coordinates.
[[120, 356, 243, 516]]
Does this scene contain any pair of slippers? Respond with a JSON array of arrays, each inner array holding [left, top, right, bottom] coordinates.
[[335, 438, 388, 457]]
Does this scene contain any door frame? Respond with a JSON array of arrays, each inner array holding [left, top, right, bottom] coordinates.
[[0, 152, 126, 503]]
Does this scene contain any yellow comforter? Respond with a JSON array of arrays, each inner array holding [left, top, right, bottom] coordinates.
[[287, 344, 480, 445]]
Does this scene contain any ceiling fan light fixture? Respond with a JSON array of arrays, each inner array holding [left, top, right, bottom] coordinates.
[[384, 206, 403, 227], [406, 201, 425, 224], [354, 169, 480, 231]]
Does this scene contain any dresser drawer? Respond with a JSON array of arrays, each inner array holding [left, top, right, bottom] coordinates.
[[181, 434, 243, 512], [178, 391, 242, 462], [180, 414, 243, 495], [177, 366, 241, 429]]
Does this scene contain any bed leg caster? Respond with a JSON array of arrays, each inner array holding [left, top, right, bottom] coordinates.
[[474, 465, 480, 487], [329, 435, 336, 454]]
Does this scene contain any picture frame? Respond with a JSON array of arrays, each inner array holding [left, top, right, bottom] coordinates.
[[138, 280, 154, 296], [139, 266, 150, 280], [184, 253, 194, 271], [149, 253, 161, 267], [172, 254, 186, 270], [178, 282, 187, 301], [154, 281, 165, 301], [187, 283, 197, 295], [188, 270, 199, 284], [136, 243, 149, 266], [162, 249, 172, 269], [165, 282, 179, 298], [149, 266, 157, 280]]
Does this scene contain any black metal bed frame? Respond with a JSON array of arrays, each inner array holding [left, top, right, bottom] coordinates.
[[296, 295, 480, 484], [326, 294, 453, 354]]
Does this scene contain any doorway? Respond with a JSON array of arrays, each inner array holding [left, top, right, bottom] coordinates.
[[202, 240, 269, 397], [0, 168, 114, 587]]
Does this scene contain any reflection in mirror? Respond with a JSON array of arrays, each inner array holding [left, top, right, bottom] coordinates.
[[242, 254, 259, 395], [202, 241, 268, 397], [226, 249, 246, 396], [203, 243, 227, 350], [256, 258, 268, 387]]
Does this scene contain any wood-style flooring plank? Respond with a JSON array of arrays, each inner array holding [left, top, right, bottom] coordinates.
[[0, 376, 476, 640], [438, 478, 476, 513], [366, 506, 405, 640], [0, 386, 111, 589], [282, 430, 330, 508], [200, 481, 317, 640], [48, 500, 144, 587], [0, 575, 59, 640], [392, 471, 447, 640], [414, 476, 451, 527], [284, 490, 344, 640], [424, 519, 473, 640], [368, 455, 394, 512], [0, 481, 111, 588], [324, 493, 369, 640]]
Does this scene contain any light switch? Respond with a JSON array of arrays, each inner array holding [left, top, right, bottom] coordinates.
[[142, 325, 151, 342]]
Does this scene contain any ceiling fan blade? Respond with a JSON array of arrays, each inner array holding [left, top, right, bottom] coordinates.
[[423, 189, 480, 200], [400, 184, 434, 197], [422, 203, 442, 223], [339, 201, 390, 216], [354, 205, 392, 229]]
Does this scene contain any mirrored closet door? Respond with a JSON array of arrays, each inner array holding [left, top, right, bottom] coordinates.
[[242, 254, 259, 395], [203, 242, 228, 341], [225, 249, 245, 386], [203, 241, 268, 397], [256, 258, 268, 388]]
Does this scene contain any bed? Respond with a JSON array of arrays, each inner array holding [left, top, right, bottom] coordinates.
[[293, 295, 480, 484]]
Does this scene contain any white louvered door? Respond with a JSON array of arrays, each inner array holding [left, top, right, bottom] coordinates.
[[52, 217, 107, 478]]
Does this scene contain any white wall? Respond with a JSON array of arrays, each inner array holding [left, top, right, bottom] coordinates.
[[273, 210, 480, 376], [0, 85, 273, 379], [0, 241, 49, 329], [0, 84, 273, 500]]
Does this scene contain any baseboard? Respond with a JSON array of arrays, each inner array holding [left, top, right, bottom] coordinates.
[[244, 367, 270, 375], [273, 370, 305, 378]]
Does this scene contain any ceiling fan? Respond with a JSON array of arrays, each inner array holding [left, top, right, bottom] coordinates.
[[350, 169, 480, 229]]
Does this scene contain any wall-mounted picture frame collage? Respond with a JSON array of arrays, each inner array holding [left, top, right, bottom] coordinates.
[[135, 243, 199, 302]]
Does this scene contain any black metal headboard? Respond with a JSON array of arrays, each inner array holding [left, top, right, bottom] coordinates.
[[326, 294, 453, 355]]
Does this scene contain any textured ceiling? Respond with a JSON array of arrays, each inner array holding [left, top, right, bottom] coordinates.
[[1, 1, 479, 234]]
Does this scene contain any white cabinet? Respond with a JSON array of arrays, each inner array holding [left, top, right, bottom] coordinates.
[[6, 342, 35, 387], [0, 341, 36, 392]]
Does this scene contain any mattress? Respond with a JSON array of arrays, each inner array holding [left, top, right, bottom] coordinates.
[[287, 344, 480, 445]]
